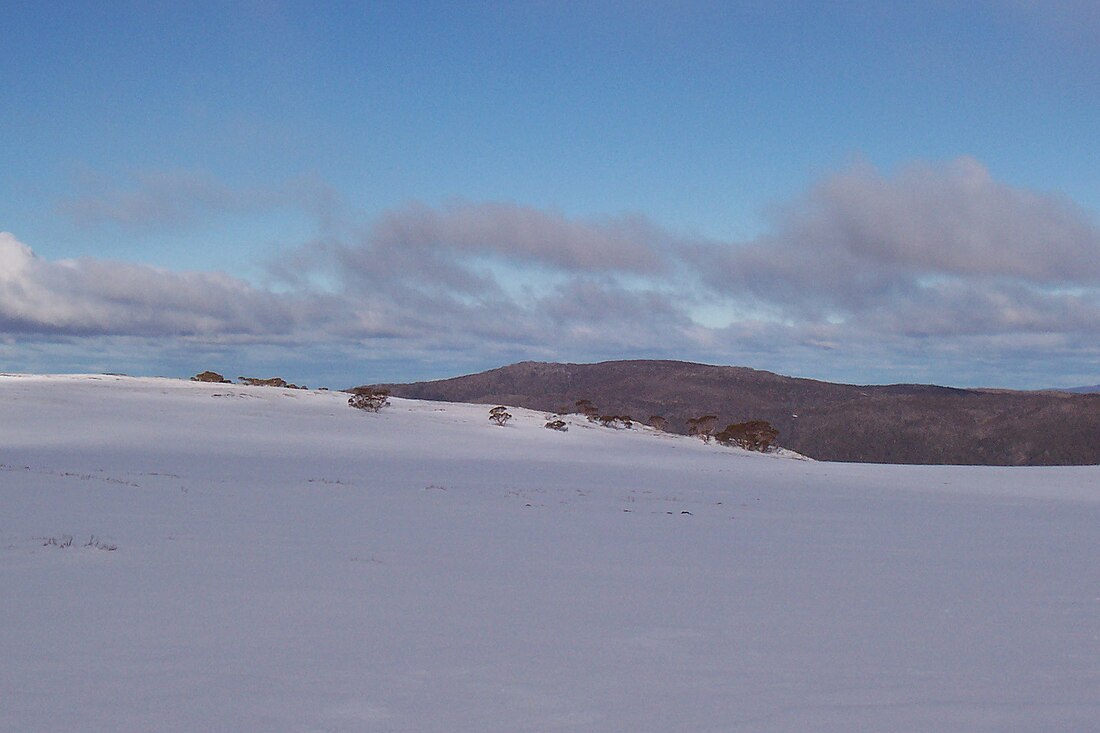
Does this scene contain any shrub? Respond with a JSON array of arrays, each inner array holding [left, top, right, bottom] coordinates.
[[687, 415, 718, 443], [648, 415, 667, 431], [348, 387, 390, 412], [598, 415, 633, 429], [714, 420, 779, 452], [239, 376, 289, 387], [574, 399, 600, 422], [489, 406, 512, 426], [191, 370, 230, 383], [544, 419, 568, 431], [85, 535, 118, 551]]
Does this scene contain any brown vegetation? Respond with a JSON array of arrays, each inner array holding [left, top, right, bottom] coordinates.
[[348, 387, 390, 412], [687, 415, 718, 443], [574, 399, 599, 422], [489, 406, 512, 426], [239, 376, 289, 387], [237, 376, 307, 389], [715, 420, 779, 452], [191, 370, 230, 383]]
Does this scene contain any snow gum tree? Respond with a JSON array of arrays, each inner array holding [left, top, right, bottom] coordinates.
[[687, 415, 718, 443], [715, 420, 779, 452]]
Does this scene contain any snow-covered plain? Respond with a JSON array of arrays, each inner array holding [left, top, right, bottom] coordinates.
[[2, 374, 1099, 732]]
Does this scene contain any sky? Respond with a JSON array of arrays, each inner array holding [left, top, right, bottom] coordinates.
[[2, 1, 1100, 389]]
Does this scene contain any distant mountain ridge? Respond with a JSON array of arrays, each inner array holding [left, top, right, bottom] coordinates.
[[370, 360, 1100, 466]]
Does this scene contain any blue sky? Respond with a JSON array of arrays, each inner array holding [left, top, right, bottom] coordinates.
[[3, 1, 1099, 388]]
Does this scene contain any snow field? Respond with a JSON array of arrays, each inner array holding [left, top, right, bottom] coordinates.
[[2, 374, 1099, 732]]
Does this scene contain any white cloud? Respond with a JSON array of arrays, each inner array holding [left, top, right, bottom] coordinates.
[[0, 232, 321, 337]]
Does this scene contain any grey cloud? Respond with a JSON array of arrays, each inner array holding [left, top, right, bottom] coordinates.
[[808, 157, 1100, 281], [366, 201, 669, 275], [536, 278, 693, 333], [307, 200, 698, 353], [13, 162, 1100, 389], [863, 281, 1100, 338], [51, 177, 609, 347], [699, 158, 1100, 337], [0, 232, 326, 337]]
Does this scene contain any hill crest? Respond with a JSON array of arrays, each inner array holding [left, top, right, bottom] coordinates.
[[371, 359, 1100, 466]]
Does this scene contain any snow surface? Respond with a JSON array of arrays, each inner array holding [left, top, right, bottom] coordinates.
[[2, 373, 1099, 732]]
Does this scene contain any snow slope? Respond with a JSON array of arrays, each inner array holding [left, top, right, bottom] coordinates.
[[2, 374, 1099, 732]]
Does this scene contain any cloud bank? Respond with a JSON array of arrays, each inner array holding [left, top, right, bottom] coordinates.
[[0, 232, 324, 337], [5, 158, 1100, 387], [698, 157, 1100, 340]]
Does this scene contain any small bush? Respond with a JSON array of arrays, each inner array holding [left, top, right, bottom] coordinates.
[[42, 534, 117, 551], [687, 415, 718, 443], [239, 376, 289, 387], [648, 415, 667, 431], [574, 399, 600, 422], [598, 415, 633, 429], [191, 370, 230, 383], [544, 419, 568, 431], [348, 388, 390, 412], [489, 406, 512, 426], [714, 420, 779, 452], [85, 535, 118, 551]]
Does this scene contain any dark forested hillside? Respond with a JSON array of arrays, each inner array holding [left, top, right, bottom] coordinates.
[[367, 360, 1100, 465]]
